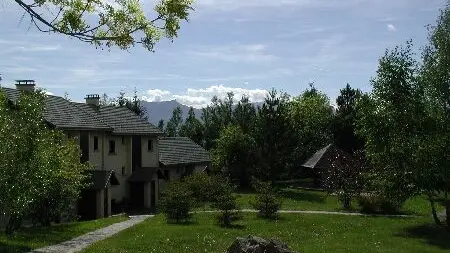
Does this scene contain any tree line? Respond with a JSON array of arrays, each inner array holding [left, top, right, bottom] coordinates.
[[160, 2, 450, 227], [159, 85, 345, 187], [0, 0, 448, 235]]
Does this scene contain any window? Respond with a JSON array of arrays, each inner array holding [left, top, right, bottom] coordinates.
[[147, 140, 153, 151], [109, 140, 116, 154], [93, 136, 99, 151]]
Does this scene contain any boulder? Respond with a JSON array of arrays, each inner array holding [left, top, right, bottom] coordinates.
[[226, 235, 298, 253]]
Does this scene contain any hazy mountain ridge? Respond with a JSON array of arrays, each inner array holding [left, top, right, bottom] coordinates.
[[142, 100, 264, 125], [142, 100, 201, 125]]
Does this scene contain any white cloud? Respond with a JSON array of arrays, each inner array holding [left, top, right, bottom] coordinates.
[[188, 44, 277, 63], [387, 24, 397, 32], [141, 85, 269, 108], [142, 89, 173, 102]]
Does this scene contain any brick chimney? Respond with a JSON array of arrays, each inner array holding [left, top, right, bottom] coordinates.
[[85, 94, 100, 106], [15, 80, 36, 92]]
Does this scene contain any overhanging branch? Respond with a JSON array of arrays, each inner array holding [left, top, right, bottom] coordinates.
[[13, 0, 161, 44]]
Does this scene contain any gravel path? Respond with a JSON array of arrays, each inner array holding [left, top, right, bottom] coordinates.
[[30, 215, 153, 253]]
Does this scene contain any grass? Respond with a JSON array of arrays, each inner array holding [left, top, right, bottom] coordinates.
[[233, 188, 434, 216], [0, 215, 128, 253], [235, 188, 343, 211], [82, 213, 450, 253]]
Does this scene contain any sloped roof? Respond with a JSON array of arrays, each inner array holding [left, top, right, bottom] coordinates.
[[85, 170, 119, 190], [45, 96, 112, 130], [302, 144, 334, 169], [1, 87, 162, 135], [302, 144, 349, 169], [159, 137, 211, 166], [75, 103, 161, 135]]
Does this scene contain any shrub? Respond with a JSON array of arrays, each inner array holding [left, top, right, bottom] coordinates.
[[159, 180, 194, 223], [323, 150, 367, 210], [210, 175, 240, 227], [357, 193, 403, 214], [183, 173, 213, 207], [250, 181, 282, 219]]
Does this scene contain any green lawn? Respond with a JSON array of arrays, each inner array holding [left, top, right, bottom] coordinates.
[[0, 215, 128, 253], [235, 188, 343, 211], [83, 213, 450, 253], [233, 188, 434, 216]]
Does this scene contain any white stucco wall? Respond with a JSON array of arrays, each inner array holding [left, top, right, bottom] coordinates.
[[163, 163, 209, 180], [104, 135, 132, 202], [141, 136, 159, 168], [88, 131, 104, 169], [63, 131, 160, 204]]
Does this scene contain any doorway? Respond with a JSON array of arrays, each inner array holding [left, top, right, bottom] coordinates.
[[130, 182, 144, 209], [151, 181, 156, 207]]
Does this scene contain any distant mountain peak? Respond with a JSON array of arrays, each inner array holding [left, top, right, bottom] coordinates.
[[141, 100, 201, 125], [142, 100, 264, 125]]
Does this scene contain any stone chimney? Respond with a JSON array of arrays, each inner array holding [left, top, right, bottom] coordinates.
[[85, 94, 100, 106], [15, 80, 36, 92]]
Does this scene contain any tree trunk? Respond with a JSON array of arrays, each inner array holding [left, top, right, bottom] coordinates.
[[342, 193, 351, 210], [5, 215, 23, 235], [445, 191, 450, 229], [427, 193, 441, 226]]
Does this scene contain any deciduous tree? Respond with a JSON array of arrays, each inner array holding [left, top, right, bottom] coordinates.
[[356, 42, 423, 210], [0, 90, 89, 234], [13, 0, 194, 51], [290, 86, 333, 169], [213, 125, 256, 187], [420, 1, 450, 227]]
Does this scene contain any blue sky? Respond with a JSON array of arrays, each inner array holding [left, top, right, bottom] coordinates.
[[0, 0, 446, 108]]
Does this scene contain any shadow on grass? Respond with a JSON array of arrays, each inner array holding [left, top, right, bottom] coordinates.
[[0, 242, 32, 253], [0, 223, 81, 253], [254, 215, 287, 222], [396, 223, 450, 250], [166, 219, 200, 226], [219, 224, 246, 230], [280, 189, 326, 203]]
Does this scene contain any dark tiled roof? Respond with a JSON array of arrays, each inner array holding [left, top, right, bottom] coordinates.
[[1, 87, 162, 135], [159, 137, 211, 166], [85, 170, 119, 190], [302, 144, 348, 169], [75, 103, 162, 135], [45, 96, 112, 130]]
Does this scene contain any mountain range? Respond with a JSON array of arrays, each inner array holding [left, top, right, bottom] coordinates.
[[142, 100, 202, 125], [142, 100, 265, 125]]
